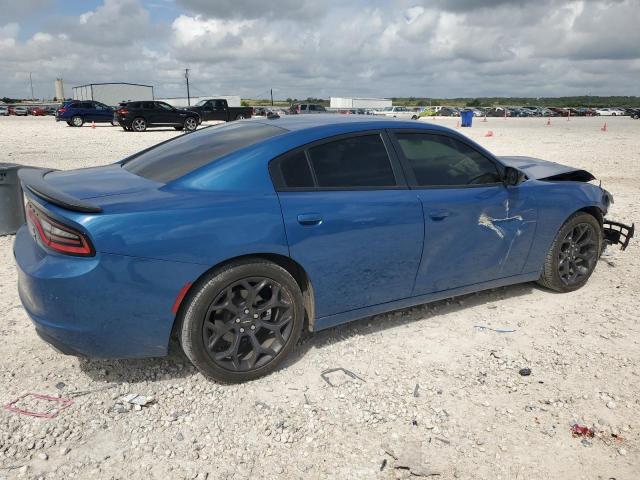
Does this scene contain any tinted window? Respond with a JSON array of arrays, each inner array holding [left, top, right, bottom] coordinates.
[[123, 122, 286, 183], [395, 133, 500, 186], [80, 102, 93, 109], [156, 102, 174, 111], [70, 102, 80, 108], [307, 135, 396, 188], [128, 102, 141, 109], [278, 152, 314, 188], [142, 101, 155, 109]]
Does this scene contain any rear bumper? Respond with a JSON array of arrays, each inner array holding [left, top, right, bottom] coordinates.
[[14, 225, 206, 359]]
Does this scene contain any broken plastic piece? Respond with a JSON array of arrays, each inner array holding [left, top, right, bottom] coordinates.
[[571, 423, 595, 438], [474, 325, 516, 333], [3, 393, 73, 418], [603, 220, 634, 251], [320, 368, 365, 387]]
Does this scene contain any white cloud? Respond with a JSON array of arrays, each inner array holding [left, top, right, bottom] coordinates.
[[0, 0, 638, 99]]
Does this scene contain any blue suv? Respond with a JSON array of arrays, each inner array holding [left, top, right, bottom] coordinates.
[[56, 100, 115, 127]]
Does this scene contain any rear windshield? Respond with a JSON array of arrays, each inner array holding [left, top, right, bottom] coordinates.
[[122, 122, 287, 183]]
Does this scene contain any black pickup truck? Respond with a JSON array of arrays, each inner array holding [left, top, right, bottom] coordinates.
[[187, 99, 252, 122]]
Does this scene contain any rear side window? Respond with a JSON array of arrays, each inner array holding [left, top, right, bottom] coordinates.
[[395, 133, 500, 186], [307, 135, 396, 188], [278, 152, 314, 188], [123, 122, 286, 183], [142, 102, 155, 109]]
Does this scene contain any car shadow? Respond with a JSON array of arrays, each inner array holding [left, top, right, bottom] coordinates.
[[280, 281, 539, 371], [78, 282, 540, 384]]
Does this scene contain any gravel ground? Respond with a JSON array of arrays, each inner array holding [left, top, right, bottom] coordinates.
[[0, 115, 638, 479]]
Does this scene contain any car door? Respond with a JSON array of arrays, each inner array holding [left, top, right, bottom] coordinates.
[[141, 101, 158, 125], [389, 130, 537, 294], [93, 102, 113, 122], [155, 102, 177, 124], [200, 100, 215, 121], [271, 131, 425, 320], [210, 100, 228, 121]]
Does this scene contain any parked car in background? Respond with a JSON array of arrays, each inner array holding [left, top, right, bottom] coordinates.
[[485, 107, 509, 117], [630, 109, 640, 119], [15, 116, 633, 382], [29, 107, 48, 116], [289, 103, 327, 114], [115, 101, 200, 132], [45, 106, 59, 115], [595, 108, 625, 116], [13, 106, 29, 116], [372, 106, 419, 119], [435, 107, 460, 117], [0, 106, 8, 116], [187, 99, 252, 122], [56, 101, 115, 127]]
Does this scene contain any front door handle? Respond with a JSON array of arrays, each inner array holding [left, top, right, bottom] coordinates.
[[297, 213, 323, 226], [429, 210, 450, 221]]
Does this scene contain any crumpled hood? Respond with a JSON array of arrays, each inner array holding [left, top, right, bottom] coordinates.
[[498, 156, 595, 182], [44, 164, 161, 200]]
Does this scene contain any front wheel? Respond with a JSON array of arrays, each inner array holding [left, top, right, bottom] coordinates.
[[183, 117, 198, 131], [538, 212, 602, 292], [180, 260, 304, 383], [131, 117, 147, 132]]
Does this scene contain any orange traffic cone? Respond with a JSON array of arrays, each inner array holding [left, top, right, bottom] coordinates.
[[546, 117, 551, 126], [484, 130, 494, 137], [601, 122, 608, 132], [91, 121, 96, 129]]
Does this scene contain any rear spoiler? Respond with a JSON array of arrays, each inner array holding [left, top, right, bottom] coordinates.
[[18, 168, 103, 214]]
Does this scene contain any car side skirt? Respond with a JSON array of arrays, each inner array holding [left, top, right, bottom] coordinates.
[[312, 271, 541, 331]]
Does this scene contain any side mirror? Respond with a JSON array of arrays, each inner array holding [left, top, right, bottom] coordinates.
[[503, 166, 525, 186]]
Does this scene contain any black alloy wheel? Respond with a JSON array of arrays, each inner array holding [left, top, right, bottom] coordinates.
[[538, 212, 602, 292], [203, 277, 294, 371], [180, 260, 304, 382], [557, 223, 599, 287], [184, 117, 198, 131]]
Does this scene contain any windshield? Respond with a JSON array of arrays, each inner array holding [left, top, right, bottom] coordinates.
[[122, 122, 287, 183]]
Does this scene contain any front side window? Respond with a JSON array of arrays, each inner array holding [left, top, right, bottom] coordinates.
[[307, 134, 396, 188], [395, 133, 501, 186], [156, 102, 174, 111]]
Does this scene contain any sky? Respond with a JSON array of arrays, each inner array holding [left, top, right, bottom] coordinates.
[[0, 0, 638, 100]]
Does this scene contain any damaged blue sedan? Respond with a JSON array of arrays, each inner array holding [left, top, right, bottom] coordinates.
[[14, 116, 633, 382]]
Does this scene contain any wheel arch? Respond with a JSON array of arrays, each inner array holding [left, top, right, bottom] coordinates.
[[170, 252, 316, 343], [576, 205, 604, 226]]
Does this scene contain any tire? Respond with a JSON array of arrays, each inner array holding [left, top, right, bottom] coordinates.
[[235, 114, 246, 120], [537, 212, 602, 293], [71, 115, 84, 127], [411, 115, 418, 120], [66, 121, 72, 126], [131, 117, 147, 132], [183, 117, 198, 131], [180, 259, 304, 383]]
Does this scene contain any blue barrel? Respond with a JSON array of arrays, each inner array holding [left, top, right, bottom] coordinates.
[[460, 110, 474, 127]]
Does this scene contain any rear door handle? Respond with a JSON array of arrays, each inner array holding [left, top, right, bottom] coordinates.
[[429, 210, 450, 221], [297, 213, 323, 226]]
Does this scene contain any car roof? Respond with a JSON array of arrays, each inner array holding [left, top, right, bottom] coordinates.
[[246, 114, 449, 133]]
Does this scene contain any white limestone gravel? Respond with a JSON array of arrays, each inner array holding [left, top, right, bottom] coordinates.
[[0, 115, 638, 479]]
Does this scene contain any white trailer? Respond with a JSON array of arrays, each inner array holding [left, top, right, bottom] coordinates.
[[72, 83, 154, 106], [330, 97, 392, 109], [156, 95, 241, 108]]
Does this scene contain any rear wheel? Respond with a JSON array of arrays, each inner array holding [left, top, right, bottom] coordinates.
[[538, 212, 602, 292], [235, 114, 246, 120], [180, 260, 304, 383], [183, 117, 198, 131], [71, 115, 84, 127], [132, 117, 147, 132]]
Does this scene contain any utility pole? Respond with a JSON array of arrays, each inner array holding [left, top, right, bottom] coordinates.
[[29, 72, 34, 101], [270, 88, 274, 106], [185, 68, 190, 106]]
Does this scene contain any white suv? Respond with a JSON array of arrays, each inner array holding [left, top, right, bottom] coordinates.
[[595, 108, 625, 116]]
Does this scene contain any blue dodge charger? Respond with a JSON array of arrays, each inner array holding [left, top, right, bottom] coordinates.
[[15, 116, 633, 382]]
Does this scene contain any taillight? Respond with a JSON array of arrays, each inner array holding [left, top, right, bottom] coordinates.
[[116, 108, 128, 115], [26, 202, 94, 256]]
